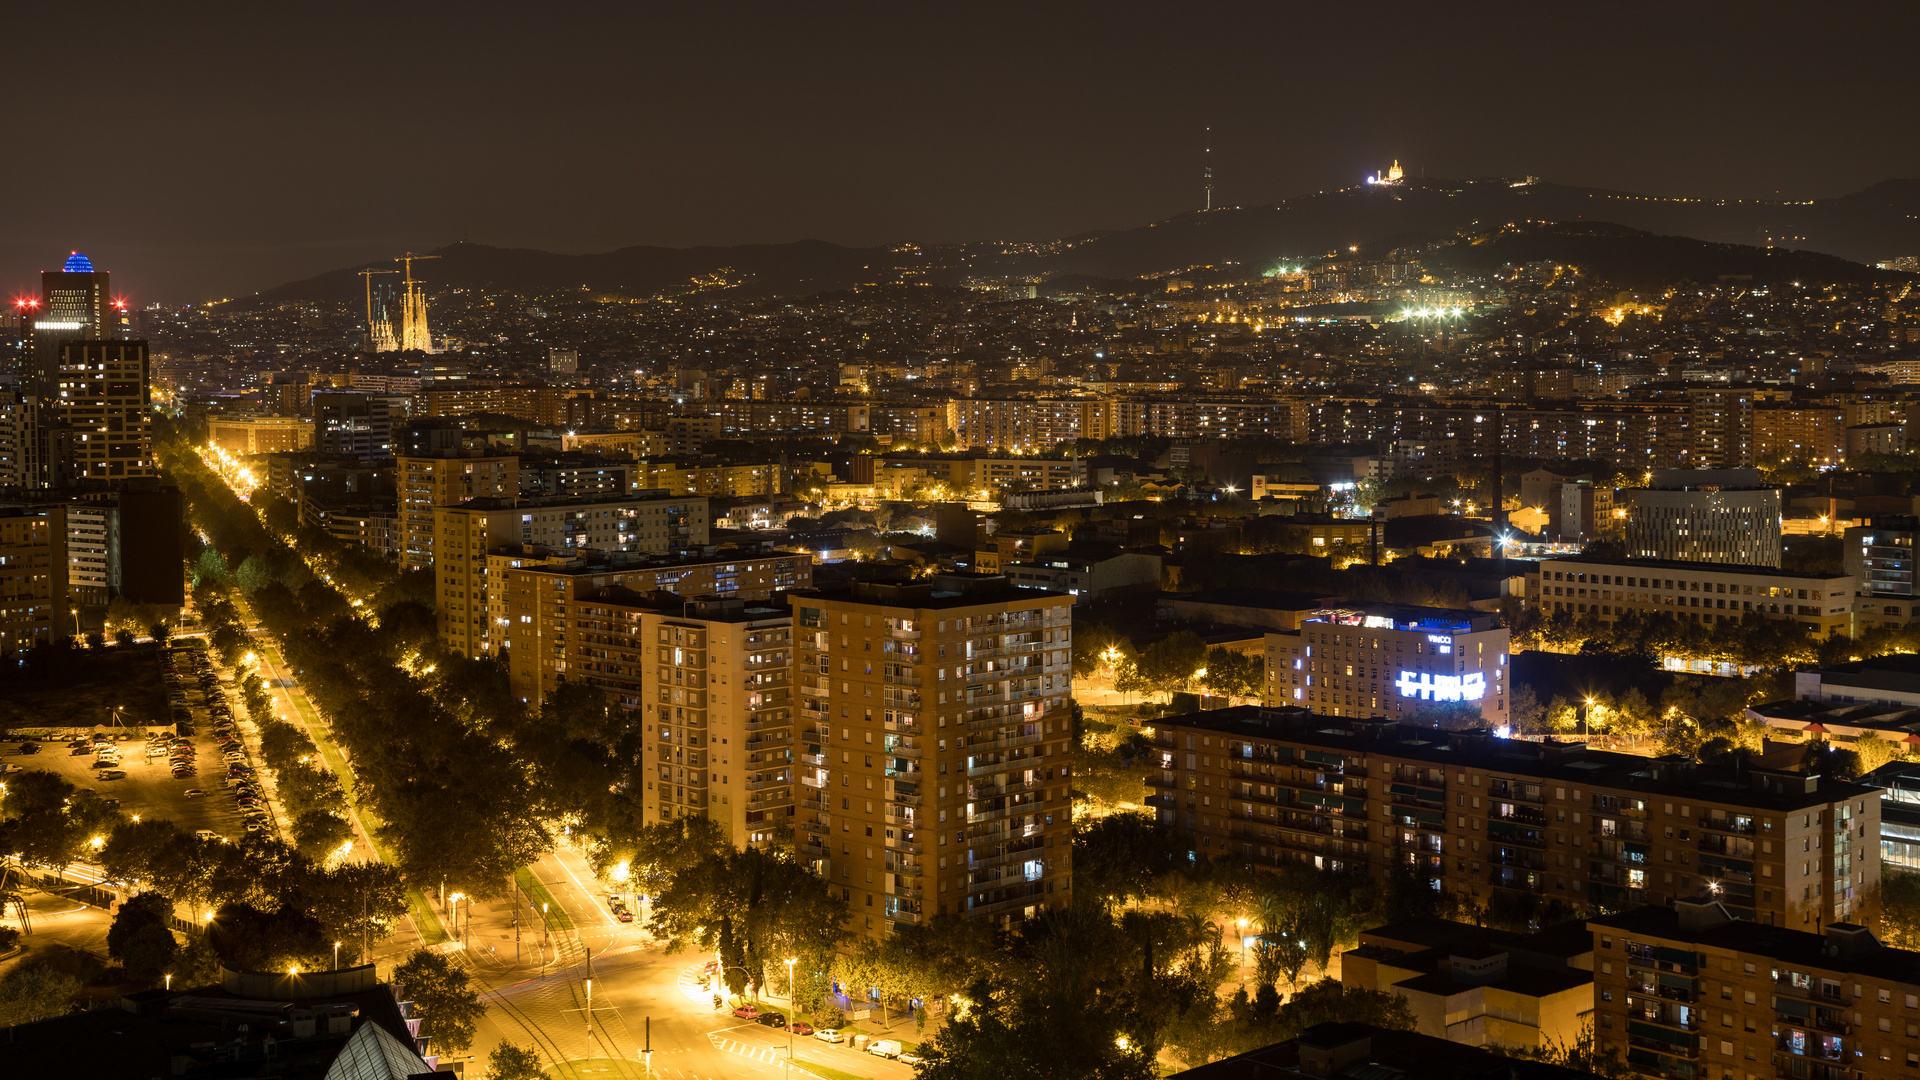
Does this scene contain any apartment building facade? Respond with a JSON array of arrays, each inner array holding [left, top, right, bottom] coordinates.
[[498, 550, 812, 702], [788, 578, 1076, 942], [1264, 604, 1511, 731], [397, 452, 520, 571], [0, 508, 67, 647], [1146, 707, 1879, 930], [1591, 898, 1919, 1080], [434, 493, 712, 656]]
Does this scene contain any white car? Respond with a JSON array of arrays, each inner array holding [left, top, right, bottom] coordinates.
[[814, 1029, 844, 1044]]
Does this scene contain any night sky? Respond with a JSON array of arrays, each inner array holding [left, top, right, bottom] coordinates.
[[5, 2, 1916, 301]]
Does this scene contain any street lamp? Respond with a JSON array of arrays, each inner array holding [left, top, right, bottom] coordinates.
[[333, 940, 341, 971], [449, 893, 465, 942], [1235, 919, 1248, 977], [785, 957, 798, 1073]]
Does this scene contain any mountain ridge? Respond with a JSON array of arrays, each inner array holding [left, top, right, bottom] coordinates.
[[247, 175, 1920, 304]]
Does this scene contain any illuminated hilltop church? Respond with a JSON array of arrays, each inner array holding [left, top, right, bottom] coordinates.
[[1365, 160, 1405, 186]]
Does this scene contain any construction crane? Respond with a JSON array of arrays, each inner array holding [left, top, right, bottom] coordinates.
[[395, 251, 440, 284], [356, 267, 397, 330]]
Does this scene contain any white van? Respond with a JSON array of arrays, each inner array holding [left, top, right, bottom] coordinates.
[[867, 1040, 902, 1059]]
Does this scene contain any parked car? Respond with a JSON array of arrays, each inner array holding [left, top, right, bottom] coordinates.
[[91, 759, 118, 770], [814, 1029, 845, 1044], [172, 768, 194, 778], [790, 1022, 815, 1036], [757, 1013, 787, 1029], [99, 770, 125, 780], [898, 1052, 924, 1066], [615, 908, 633, 923], [732, 1005, 760, 1019], [17, 742, 38, 754], [71, 746, 92, 756], [867, 1040, 902, 1059], [184, 789, 205, 798]]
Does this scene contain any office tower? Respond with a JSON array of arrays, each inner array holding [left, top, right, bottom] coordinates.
[[52, 340, 153, 481], [1264, 604, 1510, 731], [432, 492, 715, 656], [312, 392, 401, 459], [1590, 898, 1905, 1080], [1620, 468, 1782, 567], [29, 252, 111, 391], [1148, 706, 1877, 928], [788, 578, 1076, 941], [395, 452, 521, 571]]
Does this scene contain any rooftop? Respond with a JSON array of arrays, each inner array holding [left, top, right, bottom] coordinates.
[[1590, 902, 1920, 983], [1167, 1021, 1601, 1080], [1537, 552, 1847, 581], [1155, 705, 1881, 813]]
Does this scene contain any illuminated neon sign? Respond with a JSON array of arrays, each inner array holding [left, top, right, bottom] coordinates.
[[1426, 634, 1453, 654], [1396, 671, 1486, 702]]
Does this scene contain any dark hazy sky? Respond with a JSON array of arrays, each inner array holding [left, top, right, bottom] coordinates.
[[5, 1, 1915, 301]]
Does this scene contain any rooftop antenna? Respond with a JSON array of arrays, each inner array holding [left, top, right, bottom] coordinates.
[[1204, 127, 1213, 211]]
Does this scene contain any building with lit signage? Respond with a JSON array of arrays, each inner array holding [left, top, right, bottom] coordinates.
[[29, 251, 114, 393], [1145, 706, 1878, 929], [1264, 604, 1510, 732]]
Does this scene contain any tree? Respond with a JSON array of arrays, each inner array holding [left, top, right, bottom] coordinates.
[[1201, 647, 1263, 703], [485, 1042, 545, 1080], [913, 978, 1155, 1080], [171, 934, 224, 986], [108, 891, 180, 983], [292, 810, 353, 860], [1508, 683, 1545, 734], [393, 948, 486, 1053], [1136, 631, 1208, 698], [0, 964, 79, 1025], [1880, 871, 1920, 949]]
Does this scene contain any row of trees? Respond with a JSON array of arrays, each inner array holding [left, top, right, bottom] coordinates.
[[1073, 626, 1265, 703]]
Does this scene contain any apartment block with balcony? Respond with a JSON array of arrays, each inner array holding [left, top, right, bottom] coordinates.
[[498, 548, 811, 702], [433, 492, 711, 656], [397, 452, 520, 571], [788, 577, 1075, 942], [1591, 896, 1920, 1080], [1146, 707, 1879, 930]]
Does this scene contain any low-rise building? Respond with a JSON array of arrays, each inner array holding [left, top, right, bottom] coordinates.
[[1531, 555, 1854, 638], [1342, 917, 1593, 1053]]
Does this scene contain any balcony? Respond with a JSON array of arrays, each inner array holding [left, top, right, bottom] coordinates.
[[1775, 1033, 1845, 1062], [1700, 816, 1757, 836], [883, 673, 922, 687]]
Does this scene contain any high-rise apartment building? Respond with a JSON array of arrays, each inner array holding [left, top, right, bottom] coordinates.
[[788, 578, 1076, 941], [397, 452, 521, 571], [433, 492, 714, 656], [1264, 604, 1511, 731], [1847, 516, 1920, 631], [52, 341, 153, 482], [1591, 898, 1910, 1080], [1620, 469, 1782, 567], [1147, 706, 1878, 929]]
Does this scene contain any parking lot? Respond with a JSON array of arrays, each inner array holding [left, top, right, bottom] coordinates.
[[4, 646, 272, 845]]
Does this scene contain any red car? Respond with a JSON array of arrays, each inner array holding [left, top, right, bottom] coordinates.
[[732, 1005, 760, 1019], [790, 1022, 815, 1036]]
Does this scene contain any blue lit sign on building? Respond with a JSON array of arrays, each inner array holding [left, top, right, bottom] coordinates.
[[1395, 671, 1486, 702]]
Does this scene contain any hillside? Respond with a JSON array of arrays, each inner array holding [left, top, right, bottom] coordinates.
[[248, 175, 1920, 303], [1422, 221, 1899, 288]]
